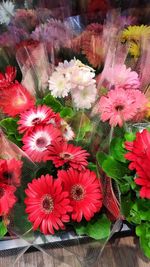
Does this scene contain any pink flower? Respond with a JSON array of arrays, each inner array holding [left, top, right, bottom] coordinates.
[[22, 125, 62, 162], [99, 88, 138, 127], [128, 90, 148, 121], [100, 64, 140, 90]]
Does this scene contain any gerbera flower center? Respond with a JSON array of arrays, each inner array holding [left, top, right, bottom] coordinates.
[[0, 188, 5, 198], [60, 152, 73, 160], [36, 137, 48, 148], [115, 105, 124, 111], [71, 184, 85, 201], [41, 195, 54, 214], [3, 171, 13, 179], [14, 96, 27, 107], [32, 117, 41, 125]]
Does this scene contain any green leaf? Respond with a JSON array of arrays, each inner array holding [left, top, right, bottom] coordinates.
[[43, 93, 63, 112], [0, 118, 18, 135], [102, 156, 129, 181], [88, 162, 97, 173], [0, 221, 7, 238], [136, 223, 150, 259], [124, 132, 136, 142], [110, 137, 127, 163], [75, 214, 111, 240], [60, 107, 75, 118], [96, 151, 108, 167]]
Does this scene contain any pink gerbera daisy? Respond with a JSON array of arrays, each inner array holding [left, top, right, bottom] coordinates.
[[99, 88, 139, 127], [0, 183, 17, 216], [48, 142, 89, 170], [0, 82, 35, 117], [22, 125, 62, 162], [0, 159, 23, 187], [58, 168, 103, 222], [24, 174, 72, 235], [18, 105, 58, 134]]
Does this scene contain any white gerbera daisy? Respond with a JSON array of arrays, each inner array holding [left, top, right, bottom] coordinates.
[[72, 85, 97, 110], [0, 0, 15, 25], [48, 71, 71, 98]]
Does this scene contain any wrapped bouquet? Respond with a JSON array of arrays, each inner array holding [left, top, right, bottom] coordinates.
[[0, 0, 150, 265]]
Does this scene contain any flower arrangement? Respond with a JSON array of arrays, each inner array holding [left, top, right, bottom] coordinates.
[[0, 0, 150, 263]]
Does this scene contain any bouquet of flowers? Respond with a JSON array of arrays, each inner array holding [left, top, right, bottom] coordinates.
[[0, 0, 150, 265]]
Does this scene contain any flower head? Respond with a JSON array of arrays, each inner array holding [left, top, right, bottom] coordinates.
[[48, 141, 89, 170], [71, 84, 97, 109], [0, 183, 17, 216], [99, 88, 139, 127], [0, 83, 35, 117], [0, 66, 16, 89], [122, 25, 150, 42], [25, 174, 72, 235], [48, 71, 71, 98], [18, 105, 57, 134], [101, 64, 140, 90], [60, 120, 75, 141], [22, 125, 62, 162], [58, 168, 103, 222], [134, 158, 150, 199], [0, 0, 15, 25], [0, 159, 22, 187]]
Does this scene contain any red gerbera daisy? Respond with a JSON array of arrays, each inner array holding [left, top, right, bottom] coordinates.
[[58, 168, 103, 222], [0, 82, 35, 117], [24, 174, 72, 235], [0, 66, 16, 89], [18, 105, 58, 134], [22, 125, 62, 162], [0, 159, 23, 187], [125, 129, 150, 170], [0, 183, 17, 216], [48, 141, 89, 170]]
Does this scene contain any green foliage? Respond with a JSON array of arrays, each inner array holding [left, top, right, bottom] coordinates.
[[0, 221, 7, 238], [136, 222, 150, 258], [43, 93, 63, 112], [74, 214, 111, 240], [0, 117, 22, 146], [110, 137, 127, 163], [60, 107, 75, 119]]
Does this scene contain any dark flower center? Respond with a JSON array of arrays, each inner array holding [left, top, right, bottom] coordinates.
[[71, 184, 85, 201], [60, 152, 73, 160], [115, 105, 124, 111], [42, 195, 54, 214], [3, 171, 13, 180], [32, 117, 41, 125], [36, 137, 47, 148], [0, 188, 5, 198]]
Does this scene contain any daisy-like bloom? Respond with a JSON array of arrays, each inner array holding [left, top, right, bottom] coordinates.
[[122, 25, 150, 42], [60, 120, 75, 141], [134, 158, 150, 199], [129, 90, 148, 122], [48, 141, 89, 170], [58, 168, 103, 222], [18, 105, 57, 134], [48, 71, 72, 98], [71, 84, 97, 110], [98, 88, 138, 127], [0, 183, 17, 216], [0, 159, 22, 187], [101, 64, 140, 90], [0, 0, 15, 25], [22, 125, 62, 162], [0, 66, 16, 89], [24, 174, 72, 235], [0, 83, 35, 117], [125, 129, 150, 171], [129, 41, 140, 58]]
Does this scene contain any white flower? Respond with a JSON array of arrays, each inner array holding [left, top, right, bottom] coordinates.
[[68, 68, 96, 90], [0, 1, 15, 25], [48, 71, 71, 98], [60, 120, 75, 141], [72, 85, 97, 109]]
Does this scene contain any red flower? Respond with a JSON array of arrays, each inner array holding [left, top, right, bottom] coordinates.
[[0, 183, 17, 216], [24, 174, 72, 235], [48, 141, 89, 170], [0, 66, 16, 89], [22, 125, 62, 162], [0, 83, 35, 117], [0, 159, 23, 187], [134, 158, 150, 199], [18, 105, 59, 134], [58, 168, 103, 222], [125, 129, 150, 170]]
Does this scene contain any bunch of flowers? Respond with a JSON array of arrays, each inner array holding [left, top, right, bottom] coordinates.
[[1, 0, 150, 262]]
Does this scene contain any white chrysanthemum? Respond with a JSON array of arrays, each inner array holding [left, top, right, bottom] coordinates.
[[48, 71, 71, 98], [68, 68, 96, 90], [0, 0, 15, 25], [72, 85, 97, 110]]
